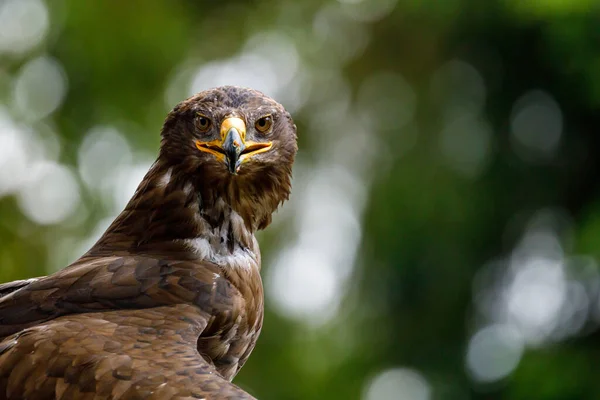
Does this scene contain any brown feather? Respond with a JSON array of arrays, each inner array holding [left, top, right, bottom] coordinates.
[[0, 86, 297, 399]]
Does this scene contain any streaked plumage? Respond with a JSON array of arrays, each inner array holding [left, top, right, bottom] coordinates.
[[0, 86, 297, 399]]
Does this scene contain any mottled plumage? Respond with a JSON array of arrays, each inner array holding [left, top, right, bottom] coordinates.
[[0, 86, 297, 399]]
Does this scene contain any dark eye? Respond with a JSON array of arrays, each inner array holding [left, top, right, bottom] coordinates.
[[196, 114, 212, 132], [255, 115, 273, 133]]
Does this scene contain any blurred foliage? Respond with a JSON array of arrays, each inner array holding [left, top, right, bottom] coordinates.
[[2, 0, 600, 399]]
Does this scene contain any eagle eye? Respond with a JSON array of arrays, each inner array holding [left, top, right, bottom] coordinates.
[[196, 114, 212, 132], [255, 115, 273, 133]]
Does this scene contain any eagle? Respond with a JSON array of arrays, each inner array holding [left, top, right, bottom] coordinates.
[[0, 86, 297, 400]]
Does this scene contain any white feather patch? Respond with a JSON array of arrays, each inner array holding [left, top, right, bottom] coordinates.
[[180, 197, 259, 271], [182, 238, 258, 271], [158, 168, 173, 187]]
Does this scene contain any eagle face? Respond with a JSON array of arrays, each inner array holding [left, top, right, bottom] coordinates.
[[161, 86, 297, 184], [159, 86, 297, 230]]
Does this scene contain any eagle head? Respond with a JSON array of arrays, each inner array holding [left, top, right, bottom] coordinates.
[[159, 86, 298, 230]]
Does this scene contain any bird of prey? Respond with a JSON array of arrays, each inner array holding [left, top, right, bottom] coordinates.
[[0, 86, 297, 400]]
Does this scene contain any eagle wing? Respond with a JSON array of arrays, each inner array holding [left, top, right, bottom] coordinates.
[[0, 256, 255, 400], [0, 279, 42, 298]]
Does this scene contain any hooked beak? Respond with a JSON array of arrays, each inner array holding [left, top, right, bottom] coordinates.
[[195, 117, 272, 174]]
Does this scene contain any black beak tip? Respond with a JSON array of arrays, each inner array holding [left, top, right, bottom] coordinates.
[[223, 127, 245, 175], [226, 158, 239, 174]]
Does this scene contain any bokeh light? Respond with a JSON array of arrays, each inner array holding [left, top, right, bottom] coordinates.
[[0, 109, 31, 196], [268, 164, 364, 325], [466, 324, 524, 383], [469, 209, 600, 385], [363, 368, 432, 400], [16, 161, 80, 225], [431, 59, 487, 118], [510, 90, 563, 162], [2, 1, 600, 399], [0, 0, 49, 56], [13, 56, 68, 121], [439, 115, 493, 179]]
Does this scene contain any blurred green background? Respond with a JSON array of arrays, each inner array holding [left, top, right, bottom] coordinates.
[[1, 0, 600, 398]]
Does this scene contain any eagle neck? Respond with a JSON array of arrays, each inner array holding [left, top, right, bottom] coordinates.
[[88, 160, 260, 270]]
